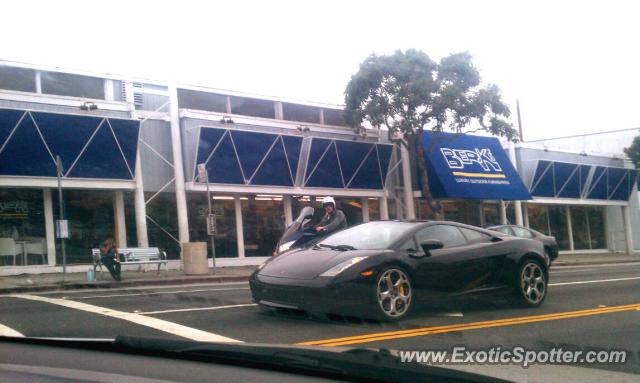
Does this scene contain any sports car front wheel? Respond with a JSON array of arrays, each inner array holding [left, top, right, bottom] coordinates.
[[374, 267, 413, 321], [514, 259, 547, 307]]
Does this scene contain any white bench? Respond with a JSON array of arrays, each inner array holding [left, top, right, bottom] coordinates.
[[92, 247, 168, 276]]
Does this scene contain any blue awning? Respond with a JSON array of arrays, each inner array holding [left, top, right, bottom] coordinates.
[[0, 108, 139, 180], [421, 132, 532, 200]]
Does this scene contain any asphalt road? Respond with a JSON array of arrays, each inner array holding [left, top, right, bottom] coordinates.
[[1, 262, 639, 376]]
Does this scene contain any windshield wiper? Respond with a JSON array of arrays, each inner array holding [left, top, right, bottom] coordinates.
[[334, 244, 357, 251], [317, 244, 357, 251]]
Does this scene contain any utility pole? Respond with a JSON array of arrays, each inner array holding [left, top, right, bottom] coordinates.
[[516, 99, 524, 142], [55, 156, 67, 281]]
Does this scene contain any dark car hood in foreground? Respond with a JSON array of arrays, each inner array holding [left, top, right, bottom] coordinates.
[[259, 248, 386, 280]]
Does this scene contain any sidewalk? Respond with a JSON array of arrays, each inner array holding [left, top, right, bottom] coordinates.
[[1, 253, 638, 294], [0, 266, 256, 294]]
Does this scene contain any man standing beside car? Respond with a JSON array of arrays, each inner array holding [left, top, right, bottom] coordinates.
[[315, 196, 347, 236]]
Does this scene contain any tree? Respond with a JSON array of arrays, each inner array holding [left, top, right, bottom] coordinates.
[[625, 135, 640, 187], [345, 49, 518, 219], [624, 135, 640, 167]]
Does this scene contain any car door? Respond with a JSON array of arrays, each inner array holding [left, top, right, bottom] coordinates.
[[412, 224, 493, 295]]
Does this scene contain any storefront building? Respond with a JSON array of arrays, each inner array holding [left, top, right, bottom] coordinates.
[[0, 61, 397, 274], [0, 61, 637, 274]]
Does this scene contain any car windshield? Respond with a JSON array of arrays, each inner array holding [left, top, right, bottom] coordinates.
[[318, 221, 415, 250]]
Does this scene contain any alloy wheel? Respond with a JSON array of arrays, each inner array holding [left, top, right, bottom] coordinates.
[[376, 268, 412, 319], [520, 261, 546, 305]]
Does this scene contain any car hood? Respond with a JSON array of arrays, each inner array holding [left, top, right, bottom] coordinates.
[[258, 248, 386, 280]]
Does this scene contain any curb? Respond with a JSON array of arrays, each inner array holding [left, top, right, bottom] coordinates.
[[0, 274, 251, 294], [552, 258, 640, 267]]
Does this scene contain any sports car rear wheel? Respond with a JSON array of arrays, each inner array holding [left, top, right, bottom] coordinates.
[[515, 259, 547, 307], [374, 267, 413, 321]]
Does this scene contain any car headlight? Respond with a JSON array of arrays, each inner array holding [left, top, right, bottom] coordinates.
[[278, 241, 295, 254], [320, 256, 368, 277]]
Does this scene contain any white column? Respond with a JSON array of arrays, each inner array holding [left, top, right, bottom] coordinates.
[[235, 196, 245, 258], [104, 79, 114, 102], [566, 205, 574, 251], [499, 201, 507, 224], [35, 71, 42, 94], [508, 142, 524, 226], [43, 188, 56, 266], [283, 195, 293, 227], [400, 143, 416, 219], [523, 203, 530, 228], [168, 84, 190, 244], [379, 196, 389, 220], [362, 198, 370, 222], [113, 191, 127, 248], [623, 205, 635, 254], [395, 197, 404, 219], [134, 150, 149, 247]]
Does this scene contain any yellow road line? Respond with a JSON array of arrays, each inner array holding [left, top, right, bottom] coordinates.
[[452, 172, 506, 179], [298, 303, 640, 347]]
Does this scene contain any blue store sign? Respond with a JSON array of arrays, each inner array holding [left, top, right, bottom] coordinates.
[[421, 131, 532, 200]]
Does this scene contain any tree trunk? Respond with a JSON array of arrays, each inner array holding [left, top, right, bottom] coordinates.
[[412, 135, 443, 220]]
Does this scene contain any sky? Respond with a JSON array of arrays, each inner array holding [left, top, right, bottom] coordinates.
[[2, 0, 639, 141]]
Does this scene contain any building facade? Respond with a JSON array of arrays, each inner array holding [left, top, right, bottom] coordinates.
[[0, 61, 637, 275]]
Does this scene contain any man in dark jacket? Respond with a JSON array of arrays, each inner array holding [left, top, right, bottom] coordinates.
[[99, 237, 121, 281], [315, 196, 347, 235]]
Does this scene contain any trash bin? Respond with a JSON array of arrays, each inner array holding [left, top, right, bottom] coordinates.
[[182, 242, 209, 275]]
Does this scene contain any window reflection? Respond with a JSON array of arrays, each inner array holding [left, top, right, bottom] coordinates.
[[0, 189, 46, 266], [145, 192, 180, 260], [242, 196, 284, 257], [53, 189, 114, 264], [187, 194, 237, 258]]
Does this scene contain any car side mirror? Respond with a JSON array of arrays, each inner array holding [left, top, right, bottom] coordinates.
[[420, 239, 444, 253], [304, 214, 313, 219]]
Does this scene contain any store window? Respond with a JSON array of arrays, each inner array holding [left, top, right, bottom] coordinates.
[[187, 194, 237, 258], [41, 71, 105, 99], [442, 200, 481, 226], [178, 89, 228, 113], [0, 66, 36, 93], [323, 108, 348, 127], [570, 206, 590, 250], [230, 96, 275, 119], [282, 103, 320, 124], [570, 205, 606, 250], [482, 202, 501, 226], [0, 188, 46, 266], [548, 205, 570, 251], [335, 198, 363, 226], [368, 198, 380, 221], [527, 204, 549, 235], [586, 206, 606, 249], [123, 192, 138, 247], [52, 190, 114, 264], [242, 196, 284, 257], [145, 192, 180, 260]]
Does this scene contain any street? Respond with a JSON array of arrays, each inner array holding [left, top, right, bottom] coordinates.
[[1, 262, 639, 375]]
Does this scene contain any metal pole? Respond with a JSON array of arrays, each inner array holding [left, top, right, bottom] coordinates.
[[516, 99, 524, 142], [55, 156, 66, 281], [206, 179, 216, 273]]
